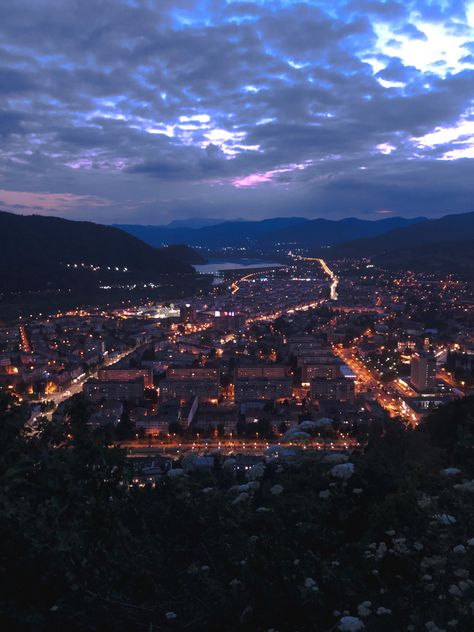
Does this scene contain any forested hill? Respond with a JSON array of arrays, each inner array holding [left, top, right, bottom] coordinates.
[[324, 211, 474, 278], [0, 210, 194, 292]]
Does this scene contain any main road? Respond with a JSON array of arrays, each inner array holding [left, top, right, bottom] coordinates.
[[295, 256, 339, 300], [333, 345, 420, 426], [119, 436, 360, 457]]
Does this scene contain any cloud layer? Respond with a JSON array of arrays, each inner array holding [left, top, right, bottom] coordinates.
[[0, 0, 473, 223]]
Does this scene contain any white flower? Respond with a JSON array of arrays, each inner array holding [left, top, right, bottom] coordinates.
[[304, 577, 318, 591], [232, 492, 249, 505], [202, 487, 213, 494], [237, 483, 251, 492], [453, 480, 474, 492], [247, 464, 265, 480], [319, 489, 331, 499], [440, 468, 461, 476], [165, 611, 177, 620], [377, 607, 392, 615], [426, 623, 446, 632], [270, 484, 284, 495], [467, 538, 474, 547], [256, 506, 271, 512], [353, 488, 363, 494], [453, 544, 466, 554], [330, 463, 355, 480], [448, 584, 462, 598], [338, 615, 365, 631], [433, 513, 456, 525], [357, 601, 372, 617]]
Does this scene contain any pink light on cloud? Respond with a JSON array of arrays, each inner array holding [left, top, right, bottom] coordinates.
[[0, 189, 111, 214], [232, 172, 274, 187], [232, 162, 311, 188]]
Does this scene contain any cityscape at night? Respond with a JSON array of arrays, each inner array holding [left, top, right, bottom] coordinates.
[[1, 1, 474, 631]]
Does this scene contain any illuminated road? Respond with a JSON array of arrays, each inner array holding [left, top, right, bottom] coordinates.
[[437, 368, 465, 396], [230, 267, 288, 295], [19, 325, 32, 353], [120, 436, 360, 457], [297, 257, 339, 300], [246, 299, 324, 324], [334, 346, 420, 426], [34, 344, 146, 419]]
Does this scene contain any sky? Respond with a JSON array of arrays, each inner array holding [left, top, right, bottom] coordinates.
[[0, 0, 473, 225]]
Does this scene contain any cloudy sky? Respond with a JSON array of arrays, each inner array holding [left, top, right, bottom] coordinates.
[[0, 0, 473, 224]]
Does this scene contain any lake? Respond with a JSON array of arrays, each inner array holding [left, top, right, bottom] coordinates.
[[195, 259, 284, 274]]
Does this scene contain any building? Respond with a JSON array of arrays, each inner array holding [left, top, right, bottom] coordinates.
[[410, 351, 436, 392], [310, 378, 355, 403], [160, 366, 219, 403], [235, 366, 290, 379], [234, 365, 292, 403], [234, 377, 292, 403], [97, 367, 154, 388], [84, 377, 144, 403], [213, 311, 245, 332], [303, 362, 342, 382]]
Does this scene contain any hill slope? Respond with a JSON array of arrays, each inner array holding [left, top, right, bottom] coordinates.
[[326, 211, 474, 278], [0, 211, 193, 293]]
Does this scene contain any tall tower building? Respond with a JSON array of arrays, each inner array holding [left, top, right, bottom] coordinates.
[[410, 350, 436, 392]]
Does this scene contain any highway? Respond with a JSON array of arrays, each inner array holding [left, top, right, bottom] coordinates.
[[297, 256, 339, 300]]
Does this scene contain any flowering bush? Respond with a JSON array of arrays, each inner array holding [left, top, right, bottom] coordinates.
[[0, 392, 473, 631]]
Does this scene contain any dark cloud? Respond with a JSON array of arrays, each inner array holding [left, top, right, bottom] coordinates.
[[0, 110, 25, 137], [0, 0, 472, 223]]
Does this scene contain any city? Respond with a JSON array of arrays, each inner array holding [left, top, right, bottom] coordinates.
[[1, 0, 474, 630], [2, 253, 472, 461]]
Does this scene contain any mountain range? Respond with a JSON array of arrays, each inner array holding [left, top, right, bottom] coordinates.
[[0, 211, 194, 293], [118, 211, 474, 278], [116, 216, 426, 250], [2, 209, 473, 297]]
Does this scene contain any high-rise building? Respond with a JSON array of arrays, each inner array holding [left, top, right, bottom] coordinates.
[[410, 351, 436, 392]]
